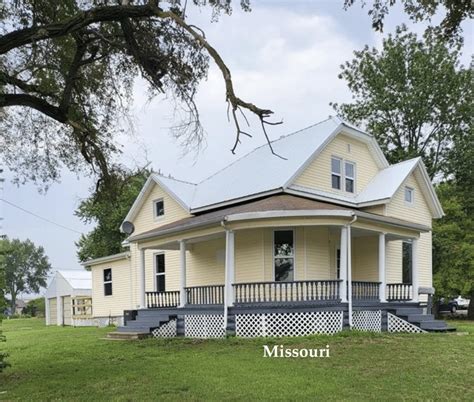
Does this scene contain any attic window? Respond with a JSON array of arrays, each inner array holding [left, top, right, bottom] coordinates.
[[405, 187, 414, 204], [154, 199, 164, 218], [331, 157, 342, 190], [344, 161, 355, 193]]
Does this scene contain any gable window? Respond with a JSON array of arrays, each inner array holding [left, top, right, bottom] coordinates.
[[103, 268, 112, 296], [331, 157, 342, 190], [344, 161, 355, 193], [404, 187, 414, 204], [274, 230, 294, 282], [155, 254, 166, 292], [154, 199, 164, 218], [402, 241, 412, 284]]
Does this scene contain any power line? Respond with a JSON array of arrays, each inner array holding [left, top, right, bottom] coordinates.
[[0, 198, 84, 235]]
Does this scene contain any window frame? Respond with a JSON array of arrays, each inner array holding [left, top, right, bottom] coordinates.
[[344, 160, 356, 194], [331, 156, 342, 190], [402, 241, 413, 284], [153, 198, 165, 220], [103, 268, 112, 297], [272, 229, 296, 282], [404, 186, 414, 205], [154, 252, 166, 292], [331, 155, 357, 194]]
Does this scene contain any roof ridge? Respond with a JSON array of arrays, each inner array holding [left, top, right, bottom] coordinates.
[[198, 117, 335, 185], [154, 173, 197, 186], [382, 156, 421, 170]]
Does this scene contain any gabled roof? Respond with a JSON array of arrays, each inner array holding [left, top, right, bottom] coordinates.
[[57, 270, 91, 290]]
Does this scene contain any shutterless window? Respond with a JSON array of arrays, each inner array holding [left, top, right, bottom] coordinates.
[[331, 157, 342, 190], [402, 242, 412, 284], [103, 268, 112, 296], [405, 187, 414, 204], [155, 254, 166, 292], [274, 230, 294, 282], [154, 199, 164, 218], [345, 161, 355, 193]]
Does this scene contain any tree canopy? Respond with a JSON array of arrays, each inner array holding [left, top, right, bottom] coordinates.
[[332, 25, 471, 179]]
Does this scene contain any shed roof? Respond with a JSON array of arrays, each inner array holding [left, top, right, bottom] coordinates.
[[57, 270, 91, 290]]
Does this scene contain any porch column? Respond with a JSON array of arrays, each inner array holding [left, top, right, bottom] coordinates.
[[179, 240, 187, 307], [340, 227, 348, 303], [347, 225, 353, 328], [224, 230, 235, 307], [138, 248, 146, 309], [378, 233, 386, 302], [412, 238, 419, 302]]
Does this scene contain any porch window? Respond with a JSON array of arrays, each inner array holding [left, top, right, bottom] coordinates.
[[344, 161, 355, 193], [402, 241, 412, 284], [103, 268, 112, 296], [155, 254, 166, 292], [331, 157, 342, 190], [274, 230, 294, 281]]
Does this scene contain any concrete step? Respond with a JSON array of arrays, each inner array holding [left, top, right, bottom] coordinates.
[[395, 308, 424, 316], [419, 320, 448, 330], [107, 331, 149, 340], [117, 325, 152, 333], [405, 314, 434, 322]]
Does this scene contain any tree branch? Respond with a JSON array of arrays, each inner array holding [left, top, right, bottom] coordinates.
[[1, 93, 67, 122]]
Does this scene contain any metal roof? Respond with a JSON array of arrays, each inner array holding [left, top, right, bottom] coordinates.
[[57, 270, 92, 290]]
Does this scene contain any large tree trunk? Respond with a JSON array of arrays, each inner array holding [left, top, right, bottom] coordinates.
[[468, 289, 474, 320]]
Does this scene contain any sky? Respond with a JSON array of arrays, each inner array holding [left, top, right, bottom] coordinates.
[[1, 1, 472, 293]]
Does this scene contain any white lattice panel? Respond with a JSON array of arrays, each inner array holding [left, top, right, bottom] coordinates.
[[387, 313, 426, 333], [185, 314, 225, 338], [235, 311, 343, 337], [352, 310, 382, 332], [151, 319, 177, 338]]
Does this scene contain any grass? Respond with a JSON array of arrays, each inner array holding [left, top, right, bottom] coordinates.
[[1, 318, 474, 401]]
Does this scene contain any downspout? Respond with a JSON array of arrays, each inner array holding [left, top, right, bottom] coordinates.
[[346, 213, 357, 329]]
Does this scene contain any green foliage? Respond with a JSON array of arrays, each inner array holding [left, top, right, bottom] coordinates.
[[0, 238, 51, 313], [75, 168, 149, 262], [22, 297, 45, 317], [332, 25, 471, 179]]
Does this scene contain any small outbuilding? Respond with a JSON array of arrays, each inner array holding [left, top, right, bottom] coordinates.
[[45, 270, 92, 326]]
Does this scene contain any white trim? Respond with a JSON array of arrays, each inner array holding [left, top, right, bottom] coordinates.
[[225, 210, 353, 222], [179, 241, 186, 307], [153, 251, 166, 292], [272, 229, 296, 282], [139, 248, 146, 309], [82, 252, 130, 267], [378, 233, 386, 302], [412, 238, 419, 302], [340, 227, 348, 303]]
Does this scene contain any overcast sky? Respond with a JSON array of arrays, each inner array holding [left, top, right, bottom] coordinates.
[[1, 0, 472, 287]]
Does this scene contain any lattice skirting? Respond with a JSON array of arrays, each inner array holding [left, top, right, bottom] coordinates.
[[387, 313, 426, 333], [184, 314, 226, 338], [152, 319, 177, 338], [235, 311, 343, 337], [352, 310, 382, 332]]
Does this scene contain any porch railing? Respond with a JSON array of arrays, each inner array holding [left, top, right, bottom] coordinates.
[[233, 280, 341, 304], [186, 285, 225, 305], [351, 281, 380, 301], [386, 283, 412, 301], [146, 291, 180, 308]]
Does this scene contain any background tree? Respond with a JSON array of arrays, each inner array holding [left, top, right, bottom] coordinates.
[[22, 297, 46, 317], [75, 167, 149, 262], [1, 238, 51, 312], [0, 0, 282, 191], [331, 25, 470, 179]]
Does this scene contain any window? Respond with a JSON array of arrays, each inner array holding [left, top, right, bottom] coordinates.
[[155, 254, 166, 292], [336, 248, 341, 280], [103, 268, 112, 296], [404, 187, 414, 204], [154, 199, 164, 218], [345, 161, 355, 193], [274, 230, 294, 281], [402, 242, 412, 284], [331, 157, 342, 190]]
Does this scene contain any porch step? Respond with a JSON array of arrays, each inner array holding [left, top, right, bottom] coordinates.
[[419, 320, 449, 330], [405, 314, 434, 323], [106, 331, 149, 340], [394, 308, 424, 316], [117, 312, 177, 335]]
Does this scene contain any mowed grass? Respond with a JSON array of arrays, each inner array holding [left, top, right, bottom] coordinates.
[[1, 318, 474, 401]]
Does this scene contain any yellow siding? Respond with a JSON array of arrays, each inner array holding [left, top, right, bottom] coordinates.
[[133, 183, 191, 235], [187, 238, 225, 286], [91, 257, 133, 317], [48, 298, 57, 325], [352, 236, 378, 281], [235, 229, 265, 283], [305, 227, 331, 279], [294, 133, 380, 195], [362, 205, 385, 215]]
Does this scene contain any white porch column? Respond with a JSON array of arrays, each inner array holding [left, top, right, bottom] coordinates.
[[339, 227, 348, 303], [179, 240, 187, 308], [378, 233, 386, 302], [138, 248, 146, 309], [412, 238, 419, 302], [347, 225, 353, 328], [224, 230, 235, 307]]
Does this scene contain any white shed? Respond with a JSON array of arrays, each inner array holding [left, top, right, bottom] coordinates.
[[45, 270, 92, 326]]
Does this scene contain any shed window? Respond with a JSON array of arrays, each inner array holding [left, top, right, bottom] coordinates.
[[274, 230, 294, 281], [331, 157, 342, 190], [155, 254, 166, 292], [103, 268, 112, 296], [154, 199, 164, 218], [405, 187, 414, 204]]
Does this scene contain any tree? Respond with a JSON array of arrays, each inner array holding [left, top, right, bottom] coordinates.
[[75, 167, 149, 262], [0, 0, 283, 191], [331, 25, 471, 179], [22, 297, 46, 317], [343, 0, 472, 37], [1, 238, 51, 312]]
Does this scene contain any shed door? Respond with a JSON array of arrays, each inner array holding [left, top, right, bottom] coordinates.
[[49, 298, 57, 325], [62, 296, 72, 325]]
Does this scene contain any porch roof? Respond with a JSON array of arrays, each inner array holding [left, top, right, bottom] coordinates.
[[128, 194, 430, 242]]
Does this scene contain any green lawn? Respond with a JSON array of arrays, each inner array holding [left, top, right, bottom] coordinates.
[[1, 318, 473, 401]]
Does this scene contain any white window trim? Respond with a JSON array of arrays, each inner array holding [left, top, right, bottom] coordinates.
[[331, 155, 357, 195], [272, 229, 296, 282], [153, 198, 165, 221], [404, 186, 414, 206], [153, 252, 166, 292], [103, 268, 112, 297]]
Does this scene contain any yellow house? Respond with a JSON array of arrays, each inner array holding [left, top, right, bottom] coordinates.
[[84, 117, 448, 338]]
